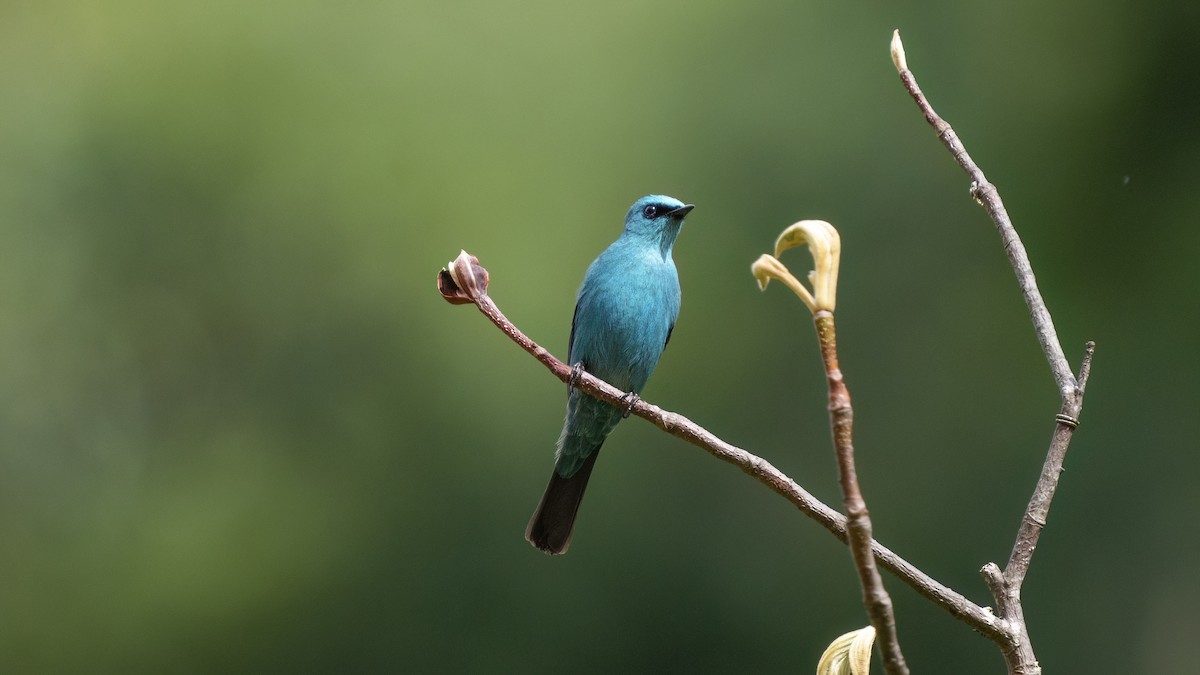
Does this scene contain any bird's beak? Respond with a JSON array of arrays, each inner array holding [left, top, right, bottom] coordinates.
[[667, 204, 695, 218]]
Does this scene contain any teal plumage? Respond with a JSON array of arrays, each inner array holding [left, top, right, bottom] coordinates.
[[526, 195, 693, 554]]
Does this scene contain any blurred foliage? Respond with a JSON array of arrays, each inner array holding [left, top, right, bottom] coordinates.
[[1, 0, 1198, 672]]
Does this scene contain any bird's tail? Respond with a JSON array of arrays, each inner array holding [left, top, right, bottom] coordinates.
[[525, 447, 601, 555]]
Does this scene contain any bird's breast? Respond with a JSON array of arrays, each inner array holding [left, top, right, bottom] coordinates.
[[572, 254, 680, 392]]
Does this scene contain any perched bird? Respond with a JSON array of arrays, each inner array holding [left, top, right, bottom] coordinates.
[[526, 195, 694, 554]]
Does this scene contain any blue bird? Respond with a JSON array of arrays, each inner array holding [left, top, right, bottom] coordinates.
[[526, 195, 694, 554]]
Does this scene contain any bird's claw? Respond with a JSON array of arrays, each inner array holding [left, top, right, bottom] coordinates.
[[568, 362, 584, 392], [619, 391, 640, 418]]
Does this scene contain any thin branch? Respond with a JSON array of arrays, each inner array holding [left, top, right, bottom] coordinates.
[[755, 223, 906, 669], [891, 30, 1097, 675], [890, 30, 1077, 399], [438, 255, 1007, 642], [1003, 341, 1094, 588], [814, 311, 908, 675]]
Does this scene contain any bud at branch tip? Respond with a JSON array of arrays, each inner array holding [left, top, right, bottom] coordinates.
[[438, 249, 490, 305], [751, 220, 841, 314], [816, 625, 876, 675], [891, 29, 908, 72]]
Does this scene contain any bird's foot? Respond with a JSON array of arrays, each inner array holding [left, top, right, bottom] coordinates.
[[568, 362, 584, 392], [619, 391, 640, 418]]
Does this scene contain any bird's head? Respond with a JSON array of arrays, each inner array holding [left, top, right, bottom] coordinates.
[[623, 195, 694, 252]]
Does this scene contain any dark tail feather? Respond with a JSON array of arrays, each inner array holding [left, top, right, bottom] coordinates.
[[525, 448, 601, 555]]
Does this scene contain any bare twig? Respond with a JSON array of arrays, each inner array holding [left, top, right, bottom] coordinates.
[[814, 311, 908, 675], [437, 253, 1007, 644], [1003, 341, 1094, 589], [890, 30, 1076, 399], [891, 30, 1095, 675]]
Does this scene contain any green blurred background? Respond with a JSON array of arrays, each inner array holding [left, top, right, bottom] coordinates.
[[2, 1, 1197, 672]]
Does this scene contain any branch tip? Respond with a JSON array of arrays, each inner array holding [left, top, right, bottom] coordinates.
[[980, 562, 1006, 598], [817, 626, 876, 675], [752, 220, 841, 313], [439, 249, 490, 304], [890, 29, 908, 72], [1078, 341, 1096, 393]]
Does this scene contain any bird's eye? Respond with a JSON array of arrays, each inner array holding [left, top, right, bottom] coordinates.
[[642, 205, 658, 218]]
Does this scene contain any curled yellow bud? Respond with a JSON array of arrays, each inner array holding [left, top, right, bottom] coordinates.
[[816, 625, 876, 675], [752, 220, 841, 313], [751, 253, 817, 309]]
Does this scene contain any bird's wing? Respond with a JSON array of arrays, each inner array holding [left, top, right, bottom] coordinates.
[[567, 301, 582, 366], [664, 321, 675, 349]]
